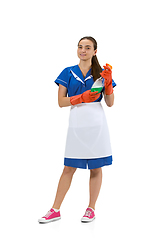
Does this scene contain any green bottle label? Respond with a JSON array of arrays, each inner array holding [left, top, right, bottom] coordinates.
[[91, 87, 103, 93]]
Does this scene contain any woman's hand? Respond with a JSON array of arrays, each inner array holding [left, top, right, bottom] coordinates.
[[70, 90, 100, 106], [58, 85, 101, 107], [100, 63, 113, 95]]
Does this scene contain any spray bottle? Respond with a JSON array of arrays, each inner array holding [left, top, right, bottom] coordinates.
[[91, 77, 104, 93]]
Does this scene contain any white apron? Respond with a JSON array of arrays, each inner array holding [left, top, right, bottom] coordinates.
[[64, 102, 112, 160]]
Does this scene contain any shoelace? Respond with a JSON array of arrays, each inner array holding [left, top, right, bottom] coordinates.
[[44, 209, 53, 218], [84, 210, 92, 217]]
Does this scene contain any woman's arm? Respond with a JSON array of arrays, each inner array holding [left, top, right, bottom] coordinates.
[[103, 92, 114, 107], [58, 84, 72, 108]]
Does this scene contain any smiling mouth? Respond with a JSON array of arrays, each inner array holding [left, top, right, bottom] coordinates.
[[80, 54, 86, 56]]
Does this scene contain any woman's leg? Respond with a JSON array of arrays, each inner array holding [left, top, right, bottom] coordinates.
[[52, 166, 77, 209], [88, 168, 102, 210]]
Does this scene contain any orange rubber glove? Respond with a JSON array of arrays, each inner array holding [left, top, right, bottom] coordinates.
[[100, 63, 113, 95], [70, 90, 101, 106]]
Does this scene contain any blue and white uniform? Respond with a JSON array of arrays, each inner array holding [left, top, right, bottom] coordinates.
[[55, 65, 116, 169]]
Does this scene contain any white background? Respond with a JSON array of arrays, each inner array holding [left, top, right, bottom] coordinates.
[[0, 0, 160, 239]]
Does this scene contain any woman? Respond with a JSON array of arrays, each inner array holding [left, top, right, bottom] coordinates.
[[38, 36, 116, 223]]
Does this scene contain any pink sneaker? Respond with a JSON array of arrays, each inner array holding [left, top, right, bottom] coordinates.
[[81, 207, 95, 223], [38, 208, 61, 223]]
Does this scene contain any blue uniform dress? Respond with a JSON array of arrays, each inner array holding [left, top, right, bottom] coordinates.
[[55, 65, 116, 169]]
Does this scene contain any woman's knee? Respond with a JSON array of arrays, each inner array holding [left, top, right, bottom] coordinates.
[[63, 166, 77, 175], [90, 167, 102, 176]]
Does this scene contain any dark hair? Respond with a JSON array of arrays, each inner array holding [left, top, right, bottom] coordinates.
[[78, 36, 102, 81]]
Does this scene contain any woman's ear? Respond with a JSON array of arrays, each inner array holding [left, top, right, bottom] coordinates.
[[94, 49, 97, 56]]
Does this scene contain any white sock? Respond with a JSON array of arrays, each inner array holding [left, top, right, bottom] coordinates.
[[52, 208, 59, 212]]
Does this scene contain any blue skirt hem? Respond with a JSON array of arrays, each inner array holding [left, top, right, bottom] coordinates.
[[64, 156, 112, 169]]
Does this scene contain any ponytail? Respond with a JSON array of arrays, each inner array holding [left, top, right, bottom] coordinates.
[[91, 55, 102, 81], [78, 36, 102, 82]]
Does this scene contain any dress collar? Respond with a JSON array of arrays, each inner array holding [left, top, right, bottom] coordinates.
[[70, 65, 92, 84]]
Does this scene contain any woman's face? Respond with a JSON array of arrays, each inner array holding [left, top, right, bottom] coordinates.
[[77, 39, 97, 62]]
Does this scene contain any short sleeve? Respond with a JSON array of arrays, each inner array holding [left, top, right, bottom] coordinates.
[[55, 68, 69, 88], [112, 79, 116, 88]]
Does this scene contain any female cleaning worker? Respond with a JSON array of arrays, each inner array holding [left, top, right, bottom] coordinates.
[[38, 36, 116, 223]]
